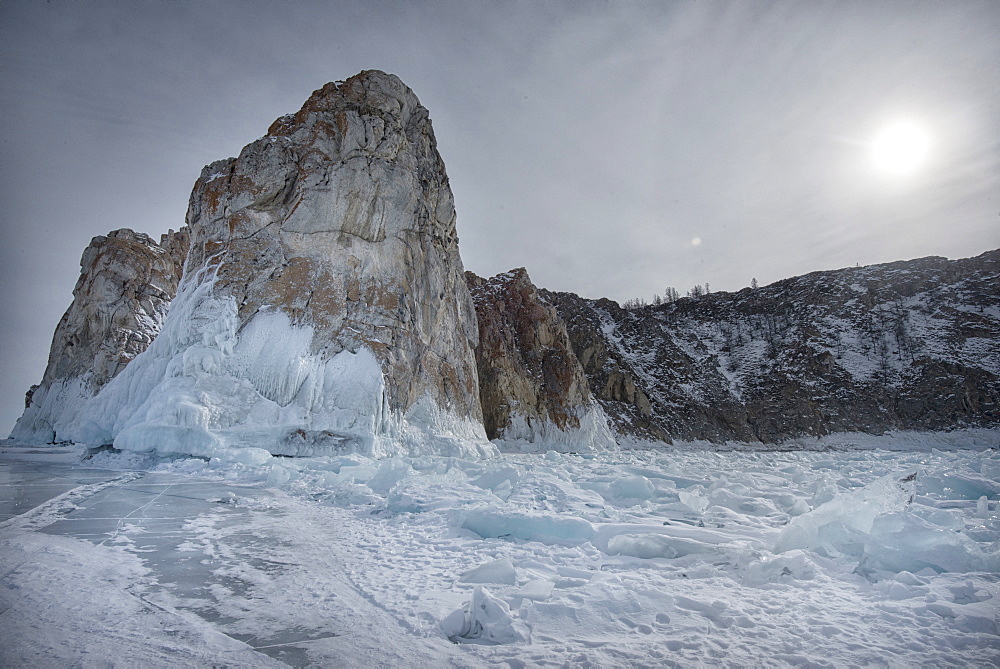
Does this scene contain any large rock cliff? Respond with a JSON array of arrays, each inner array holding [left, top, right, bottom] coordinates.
[[184, 72, 482, 427], [14, 71, 493, 458], [467, 268, 613, 451], [542, 290, 753, 443], [12, 228, 189, 442], [549, 250, 1000, 443]]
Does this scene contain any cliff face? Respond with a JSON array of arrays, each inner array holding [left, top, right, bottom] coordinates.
[[183, 71, 482, 428], [467, 269, 613, 451], [549, 250, 1000, 443], [14, 71, 493, 458], [13, 228, 188, 442]]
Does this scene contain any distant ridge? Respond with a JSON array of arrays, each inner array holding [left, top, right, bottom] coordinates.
[[542, 249, 1000, 443]]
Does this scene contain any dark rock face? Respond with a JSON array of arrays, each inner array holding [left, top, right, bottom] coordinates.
[[543, 291, 754, 443], [466, 268, 600, 444], [24, 385, 38, 410], [547, 250, 1000, 443]]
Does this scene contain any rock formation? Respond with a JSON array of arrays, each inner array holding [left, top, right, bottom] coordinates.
[[10, 70, 999, 454], [12, 228, 188, 442], [14, 70, 494, 458], [542, 291, 753, 443], [185, 72, 482, 423], [466, 269, 613, 451]]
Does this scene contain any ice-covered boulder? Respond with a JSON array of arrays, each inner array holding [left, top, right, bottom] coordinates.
[[16, 71, 494, 459], [466, 268, 614, 452], [12, 228, 188, 442]]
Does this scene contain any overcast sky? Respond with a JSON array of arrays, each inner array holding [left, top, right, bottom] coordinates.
[[2, 0, 998, 435]]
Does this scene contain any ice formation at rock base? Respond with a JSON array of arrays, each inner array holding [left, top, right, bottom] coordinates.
[[13, 228, 189, 443], [17, 269, 494, 460]]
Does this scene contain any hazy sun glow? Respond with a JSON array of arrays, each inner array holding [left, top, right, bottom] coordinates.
[[872, 122, 929, 174]]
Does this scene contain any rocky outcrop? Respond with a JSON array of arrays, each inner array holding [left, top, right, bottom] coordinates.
[[41, 228, 188, 389], [12, 228, 188, 441], [181, 71, 483, 428], [159, 227, 191, 278], [189, 72, 480, 415], [548, 250, 1000, 443], [467, 269, 613, 451], [13, 70, 493, 458]]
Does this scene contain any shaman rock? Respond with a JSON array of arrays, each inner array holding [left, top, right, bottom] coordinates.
[[18, 70, 492, 458]]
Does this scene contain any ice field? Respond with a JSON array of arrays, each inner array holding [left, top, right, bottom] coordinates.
[[1, 431, 998, 667]]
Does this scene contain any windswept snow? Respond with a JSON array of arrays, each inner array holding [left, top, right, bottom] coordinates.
[[2, 431, 998, 667]]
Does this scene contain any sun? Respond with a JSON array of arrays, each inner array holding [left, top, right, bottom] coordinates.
[[872, 122, 929, 174]]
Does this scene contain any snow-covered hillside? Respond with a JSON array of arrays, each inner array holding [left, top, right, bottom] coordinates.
[[2, 432, 998, 666], [546, 250, 1000, 443]]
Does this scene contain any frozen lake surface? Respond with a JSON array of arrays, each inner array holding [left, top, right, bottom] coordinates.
[[2, 432, 999, 667]]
